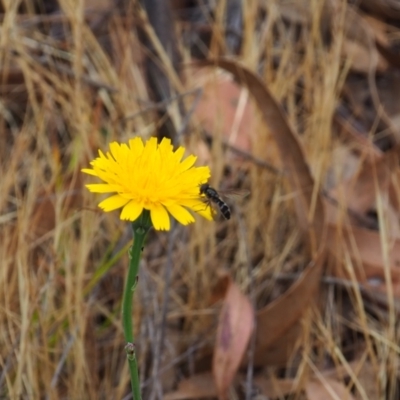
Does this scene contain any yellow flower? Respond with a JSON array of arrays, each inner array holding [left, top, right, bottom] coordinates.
[[82, 137, 213, 230]]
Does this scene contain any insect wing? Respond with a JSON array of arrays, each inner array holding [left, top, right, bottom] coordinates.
[[217, 188, 250, 201]]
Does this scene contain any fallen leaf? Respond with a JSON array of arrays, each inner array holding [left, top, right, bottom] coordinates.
[[210, 271, 231, 304], [213, 275, 255, 398], [342, 39, 388, 74], [341, 6, 388, 74], [328, 144, 399, 217], [350, 359, 380, 400], [326, 140, 400, 297], [320, 353, 380, 400], [326, 223, 400, 297], [306, 378, 356, 400], [164, 372, 217, 400], [192, 68, 257, 153]]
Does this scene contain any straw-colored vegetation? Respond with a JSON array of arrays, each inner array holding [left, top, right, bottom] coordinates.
[[1, 0, 400, 399]]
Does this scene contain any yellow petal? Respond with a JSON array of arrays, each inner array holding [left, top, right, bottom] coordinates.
[[120, 201, 143, 221], [138, 137, 157, 173], [81, 168, 98, 176], [171, 146, 185, 164], [143, 136, 158, 155], [86, 183, 119, 193], [158, 137, 173, 154], [193, 166, 211, 181], [91, 165, 118, 184], [98, 149, 107, 160], [165, 204, 195, 225], [99, 195, 130, 211], [129, 137, 144, 156], [181, 199, 214, 220], [109, 142, 122, 161], [179, 154, 197, 172], [150, 204, 170, 230]]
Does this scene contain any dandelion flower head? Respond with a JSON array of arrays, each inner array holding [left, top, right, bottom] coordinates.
[[82, 137, 213, 230]]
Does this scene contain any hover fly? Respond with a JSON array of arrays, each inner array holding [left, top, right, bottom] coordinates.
[[200, 183, 231, 220]]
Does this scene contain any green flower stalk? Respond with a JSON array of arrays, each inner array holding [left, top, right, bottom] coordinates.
[[122, 211, 151, 399]]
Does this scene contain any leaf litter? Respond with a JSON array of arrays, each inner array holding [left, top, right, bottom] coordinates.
[[2, 1, 400, 399]]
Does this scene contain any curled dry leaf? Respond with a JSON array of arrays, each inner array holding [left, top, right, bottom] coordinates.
[[197, 58, 326, 367]]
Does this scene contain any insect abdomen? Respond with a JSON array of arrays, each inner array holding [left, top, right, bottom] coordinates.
[[213, 198, 231, 220]]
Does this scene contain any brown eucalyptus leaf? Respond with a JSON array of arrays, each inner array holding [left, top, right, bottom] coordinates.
[[213, 276, 255, 398], [197, 59, 327, 367]]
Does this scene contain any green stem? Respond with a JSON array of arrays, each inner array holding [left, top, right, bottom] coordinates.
[[122, 211, 151, 400]]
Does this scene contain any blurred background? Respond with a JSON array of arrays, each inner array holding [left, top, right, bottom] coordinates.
[[1, 0, 400, 399]]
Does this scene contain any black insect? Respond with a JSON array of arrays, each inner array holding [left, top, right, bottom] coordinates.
[[199, 183, 231, 220]]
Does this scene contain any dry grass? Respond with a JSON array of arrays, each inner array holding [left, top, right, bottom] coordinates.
[[0, 0, 399, 399]]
